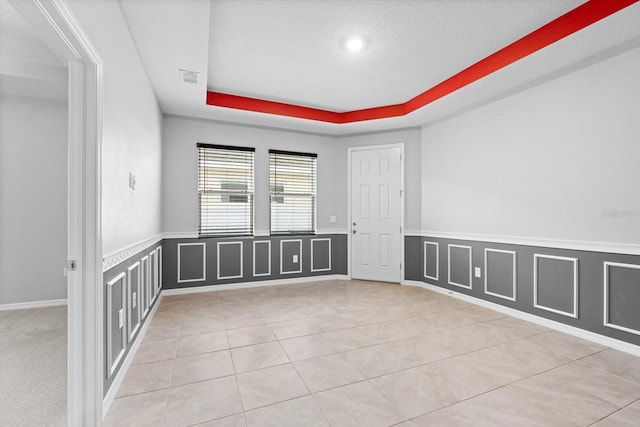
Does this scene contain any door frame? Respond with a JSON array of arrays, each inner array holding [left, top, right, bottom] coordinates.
[[347, 143, 405, 283], [10, 1, 104, 425]]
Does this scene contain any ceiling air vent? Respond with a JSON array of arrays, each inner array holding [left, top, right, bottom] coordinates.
[[179, 69, 199, 85]]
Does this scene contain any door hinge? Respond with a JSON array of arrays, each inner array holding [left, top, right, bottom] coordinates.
[[68, 260, 77, 271], [400, 189, 403, 197]]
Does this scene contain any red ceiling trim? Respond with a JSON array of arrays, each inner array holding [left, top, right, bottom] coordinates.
[[207, 0, 639, 124]]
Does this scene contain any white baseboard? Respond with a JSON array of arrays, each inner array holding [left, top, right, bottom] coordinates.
[[402, 280, 640, 357], [163, 274, 350, 295], [0, 298, 67, 311], [103, 293, 163, 418]]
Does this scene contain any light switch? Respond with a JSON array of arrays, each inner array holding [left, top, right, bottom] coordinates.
[[329, 215, 337, 223], [133, 292, 137, 308], [128, 172, 136, 190], [474, 267, 481, 278], [118, 309, 124, 329], [293, 254, 299, 263]]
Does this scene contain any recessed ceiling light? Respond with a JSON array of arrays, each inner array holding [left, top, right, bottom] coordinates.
[[344, 35, 368, 52]]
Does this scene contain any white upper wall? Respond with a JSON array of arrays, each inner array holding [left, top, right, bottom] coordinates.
[[0, 95, 67, 304], [334, 128, 422, 232], [68, 0, 163, 255], [421, 46, 640, 244], [162, 116, 336, 234]]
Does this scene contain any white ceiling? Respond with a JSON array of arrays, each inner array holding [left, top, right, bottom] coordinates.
[[120, 0, 640, 135], [0, 0, 68, 102]]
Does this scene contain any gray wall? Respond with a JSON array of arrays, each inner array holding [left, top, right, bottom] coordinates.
[[405, 235, 640, 347], [421, 46, 640, 244], [0, 95, 68, 304], [162, 117, 338, 235], [103, 241, 163, 394], [162, 234, 347, 290]]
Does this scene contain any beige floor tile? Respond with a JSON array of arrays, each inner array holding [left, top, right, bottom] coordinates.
[[524, 330, 606, 360], [117, 359, 173, 397], [231, 341, 289, 373], [144, 322, 182, 342], [579, 349, 640, 384], [104, 389, 167, 427], [449, 304, 507, 322], [163, 376, 243, 427], [279, 333, 343, 361], [171, 350, 234, 387], [236, 364, 308, 410], [314, 381, 404, 427], [592, 400, 640, 427], [244, 395, 329, 427], [132, 337, 177, 365], [227, 325, 276, 348], [180, 313, 226, 336], [196, 413, 246, 427], [269, 319, 319, 340], [483, 316, 550, 341], [306, 312, 361, 332], [176, 331, 229, 358], [294, 352, 365, 392]]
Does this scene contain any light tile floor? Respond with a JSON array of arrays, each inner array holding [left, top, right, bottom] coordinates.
[[107, 279, 640, 427]]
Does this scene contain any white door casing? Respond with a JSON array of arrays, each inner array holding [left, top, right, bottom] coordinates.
[[349, 145, 403, 283]]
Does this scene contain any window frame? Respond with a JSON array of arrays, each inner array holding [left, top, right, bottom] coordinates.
[[197, 143, 255, 237], [268, 149, 317, 235]]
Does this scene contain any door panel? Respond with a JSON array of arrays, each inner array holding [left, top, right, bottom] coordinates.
[[351, 147, 402, 282]]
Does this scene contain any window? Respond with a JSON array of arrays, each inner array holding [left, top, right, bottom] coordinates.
[[269, 150, 317, 234], [198, 144, 254, 236]]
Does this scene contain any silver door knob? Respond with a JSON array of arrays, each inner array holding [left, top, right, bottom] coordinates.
[[352, 229, 357, 234]]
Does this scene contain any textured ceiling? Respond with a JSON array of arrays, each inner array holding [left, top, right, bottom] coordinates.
[[120, 0, 640, 135]]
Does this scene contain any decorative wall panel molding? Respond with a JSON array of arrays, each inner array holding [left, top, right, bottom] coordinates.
[[126, 262, 141, 343], [484, 248, 517, 301], [604, 261, 640, 336], [107, 272, 126, 377], [253, 241, 271, 277], [102, 234, 162, 271], [281, 239, 303, 274], [217, 241, 244, 280], [423, 241, 439, 281], [534, 254, 578, 319], [448, 244, 472, 289], [177, 242, 206, 283], [311, 238, 332, 272], [141, 255, 150, 318]]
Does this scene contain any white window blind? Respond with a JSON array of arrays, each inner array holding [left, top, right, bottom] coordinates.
[[269, 150, 317, 234], [198, 144, 254, 236]]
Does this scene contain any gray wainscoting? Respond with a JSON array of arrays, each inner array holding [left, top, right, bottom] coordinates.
[[162, 234, 348, 290], [103, 241, 163, 394], [404, 235, 640, 347]]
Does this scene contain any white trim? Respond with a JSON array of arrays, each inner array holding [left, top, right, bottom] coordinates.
[[280, 239, 303, 274], [448, 244, 472, 289], [156, 246, 163, 291], [253, 240, 271, 277], [102, 234, 162, 271], [140, 256, 150, 318], [316, 229, 349, 235], [604, 261, 640, 336], [162, 231, 198, 239], [423, 241, 439, 281], [484, 248, 517, 302], [411, 230, 640, 256], [404, 229, 422, 236], [126, 262, 141, 342], [0, 299, 68, 311], [177, 242, 206, 283], [533, 254, 579, 319], [254, 230, 270, 237], [311, 238, 332, 272], [103, 292, 162, 417], [217, 241, 244, 280], [347, 143, 404, 283], [401, 280, 640, 357], [148, 251, 157, 304], [106, 273, 126, 377], [162, 274, 350, 295]]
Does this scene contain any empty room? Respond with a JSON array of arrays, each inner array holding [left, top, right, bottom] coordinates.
[[1, 0, 639, 426]]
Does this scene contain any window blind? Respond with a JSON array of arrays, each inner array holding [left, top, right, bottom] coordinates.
[[269, 150, 317, 234], [198, 144, 254, 236]]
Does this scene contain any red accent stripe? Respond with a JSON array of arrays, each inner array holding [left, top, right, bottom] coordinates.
[[207, 0, 638, 124]]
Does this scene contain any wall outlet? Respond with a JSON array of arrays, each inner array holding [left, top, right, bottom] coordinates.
[[128, 172, 136, 190], [474, 267, 481, 278], [118, 309, 124, 329], [329, 215, 337, 223], [133, 292, 137, 308], [292, 254, 299, 263]]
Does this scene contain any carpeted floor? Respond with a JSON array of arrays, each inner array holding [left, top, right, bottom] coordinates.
[[0, 306, 67, 427]]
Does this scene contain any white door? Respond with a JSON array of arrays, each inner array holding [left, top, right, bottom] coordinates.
[[350, 146, 403, 282]]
